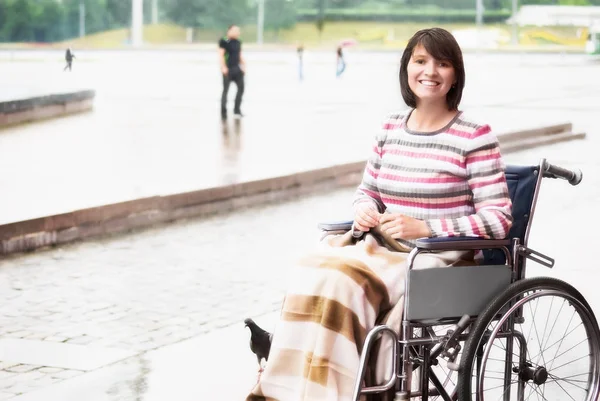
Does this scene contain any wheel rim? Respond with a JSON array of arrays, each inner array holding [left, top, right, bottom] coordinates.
[[471, 289, 600, 401]]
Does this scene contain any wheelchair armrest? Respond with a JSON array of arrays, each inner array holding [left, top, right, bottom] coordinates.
[[416, 237, 511, 251], [317, 220, 354, 231]]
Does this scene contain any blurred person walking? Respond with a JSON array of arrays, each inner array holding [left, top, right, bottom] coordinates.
[[219, 25, 246, 120], [336, 45, 346, 78], [64, 48, 75, 72], [297, 43, 304, 81]]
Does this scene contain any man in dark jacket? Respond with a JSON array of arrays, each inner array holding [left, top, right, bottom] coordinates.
[[219, 25, 246, 120]]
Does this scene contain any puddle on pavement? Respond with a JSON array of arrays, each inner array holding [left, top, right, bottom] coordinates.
[[12, 313, 278, 401]]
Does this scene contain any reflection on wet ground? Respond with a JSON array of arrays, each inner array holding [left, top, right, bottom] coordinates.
[[221, 119, 242, 185], [1, 51, 600, 400], [12, 313, 279, 401], [1, 53, 597, 224]]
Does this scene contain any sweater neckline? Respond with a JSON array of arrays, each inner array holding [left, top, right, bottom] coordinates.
[[402, 109, 462, 135]]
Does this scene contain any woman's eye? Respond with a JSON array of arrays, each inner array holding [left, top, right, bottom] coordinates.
[[439, 62, 450, 67], [415, 59, 425, 64]]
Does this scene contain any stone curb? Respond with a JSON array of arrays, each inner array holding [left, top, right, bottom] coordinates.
[[0, 123, 586, 256], [0, 163, 364, 255], [0, 90, 96, 128]]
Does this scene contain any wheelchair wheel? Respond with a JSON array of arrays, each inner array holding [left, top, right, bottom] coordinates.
[[457, 277, 600, 401]]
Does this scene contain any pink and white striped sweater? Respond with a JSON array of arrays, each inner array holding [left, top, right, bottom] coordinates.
[[354, 110, 513, 249]]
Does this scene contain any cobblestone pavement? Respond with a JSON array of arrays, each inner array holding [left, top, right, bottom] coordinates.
[[0, 186, 354, 399], [0, 127, 598, 399]]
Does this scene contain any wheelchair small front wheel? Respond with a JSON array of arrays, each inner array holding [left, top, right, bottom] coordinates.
[[457, 277, 600, 401]]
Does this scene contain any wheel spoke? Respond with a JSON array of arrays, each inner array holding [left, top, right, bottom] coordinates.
[[552, 376, 579, 401], [524, 383, 536, 401], [545, 377, 589, 391], [550, 354, 590, 373], [526, 295, 541, 354], [537, 298, 565, 364], [531, 384, 549, 401], [529, 322, 584, 362], [528, 300, 549, 368], [547, 372, 591, 390], [545, 338, 589, 370], [547, 310, 577, 371]]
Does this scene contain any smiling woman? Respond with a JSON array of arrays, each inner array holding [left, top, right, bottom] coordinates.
[[399, 28, 466, 126], [245, 28, 513, 401]]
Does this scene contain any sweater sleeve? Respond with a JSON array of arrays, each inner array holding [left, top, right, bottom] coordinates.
[[425, 125, 513, 239], [352, 119, 390, 212]]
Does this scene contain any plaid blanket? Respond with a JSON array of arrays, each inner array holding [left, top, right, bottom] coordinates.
[[247, 233, 473, 401]]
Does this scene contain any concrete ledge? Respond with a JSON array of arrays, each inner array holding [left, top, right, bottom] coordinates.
[[0, 162, 364, 255], [0, 90, 95, 128], [0, 122, 587, 256], [498, 122, 586, 153]]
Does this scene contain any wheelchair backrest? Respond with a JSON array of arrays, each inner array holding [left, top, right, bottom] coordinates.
[[407, 165, 541, 321], [483, 164, 539, 265]]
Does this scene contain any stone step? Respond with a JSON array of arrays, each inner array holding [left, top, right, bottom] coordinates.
[[0, 89, 95, 128], [501, 131, 586, 154], [498, 122, 573, 144]]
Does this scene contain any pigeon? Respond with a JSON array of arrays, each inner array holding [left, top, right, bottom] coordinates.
[[244, 318, 273, 368]]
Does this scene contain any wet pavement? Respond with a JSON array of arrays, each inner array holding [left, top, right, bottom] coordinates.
[[0, 128, 597, 400], [0, 52, 597, 224], [0, 51, 598, 399]]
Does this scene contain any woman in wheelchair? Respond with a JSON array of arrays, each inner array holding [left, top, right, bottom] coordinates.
[[245, 28, 514, 401]]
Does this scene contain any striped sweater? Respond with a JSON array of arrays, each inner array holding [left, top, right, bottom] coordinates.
[[354, 110, 513, 249]]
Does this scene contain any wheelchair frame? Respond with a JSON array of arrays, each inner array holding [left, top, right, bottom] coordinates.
[[348, 158, 598, 401]]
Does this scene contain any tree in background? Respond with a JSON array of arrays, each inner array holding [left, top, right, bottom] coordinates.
[[265, 0, 297, 37], [59, 0, 112, 38], [33, 0, 67, 42], [163, 0, 250, 30], [316, 0, 326, 39], [0, 0, 37, 42], [106, 0, 131, 27]]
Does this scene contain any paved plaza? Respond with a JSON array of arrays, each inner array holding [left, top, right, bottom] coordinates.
[[0, 51, 597, 224], [0, 50, 598, 399]]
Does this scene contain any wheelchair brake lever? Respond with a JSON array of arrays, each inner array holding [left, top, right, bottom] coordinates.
[[518, 246, 555, 268], [445, 315, 470, 346], [441, 315, 470, 370]]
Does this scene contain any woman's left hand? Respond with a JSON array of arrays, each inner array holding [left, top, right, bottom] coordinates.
[[379, 213, 431, 240]]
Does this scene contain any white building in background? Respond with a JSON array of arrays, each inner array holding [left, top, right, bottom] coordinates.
[[507, 5, 600, 54], [507, 5, 600, 27]]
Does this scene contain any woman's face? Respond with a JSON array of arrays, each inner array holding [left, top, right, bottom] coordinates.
[[406, 44, 456, 106]]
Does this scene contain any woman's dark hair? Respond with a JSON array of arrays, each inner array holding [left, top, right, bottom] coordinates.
[[399, 28, 465, 111]]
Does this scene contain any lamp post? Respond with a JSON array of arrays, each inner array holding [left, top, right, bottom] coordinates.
[[475, 0, 483, 27], [79, 0, 85, 38], [257, 0, 265, 45], [512, 0, 519, 45], [152, 0, 158, 24], [475, 0, 484, 50], [131, 0, 143, 47]]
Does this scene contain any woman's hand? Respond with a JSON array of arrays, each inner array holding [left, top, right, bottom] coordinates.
[[353, 202, 381, 232], [379, 213, 431, 240]]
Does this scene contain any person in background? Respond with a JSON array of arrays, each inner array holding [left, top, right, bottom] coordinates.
[[297, 43, 304, 81], [336, 45, 346, 77], [64, 48, 75, 72], [219, 25, 246, 120]]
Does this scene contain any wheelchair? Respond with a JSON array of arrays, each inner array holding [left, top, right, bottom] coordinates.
[[319, 159, 599, 401]]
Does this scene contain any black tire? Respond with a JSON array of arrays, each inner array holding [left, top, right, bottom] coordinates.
[[457, 277, 600, 401]]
